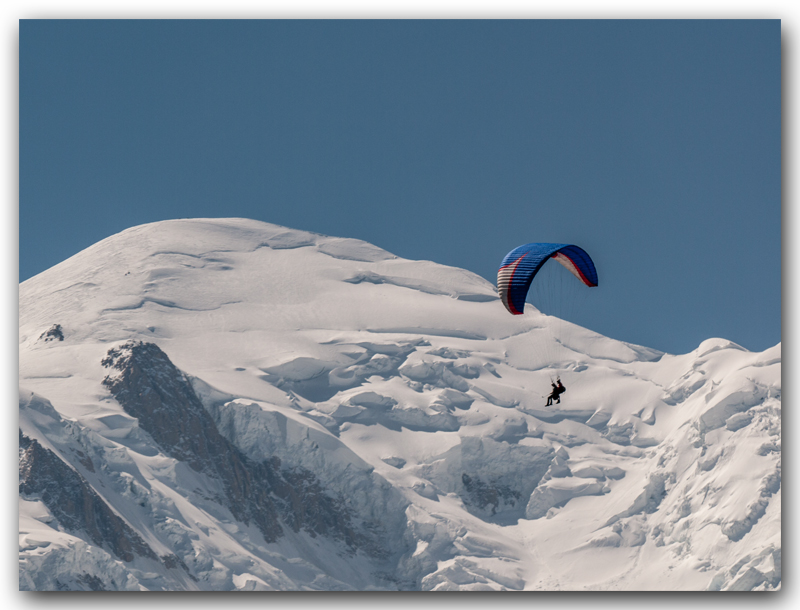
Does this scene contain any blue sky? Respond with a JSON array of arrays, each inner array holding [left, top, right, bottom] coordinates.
[[19, 19, 781, 355]]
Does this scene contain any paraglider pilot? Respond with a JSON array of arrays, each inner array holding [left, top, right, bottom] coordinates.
[[546, 379, 566, 406]]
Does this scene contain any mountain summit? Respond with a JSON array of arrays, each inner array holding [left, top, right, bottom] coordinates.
[[19, 219, 781, 590]]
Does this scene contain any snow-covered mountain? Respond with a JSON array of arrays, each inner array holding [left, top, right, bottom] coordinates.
[[18, 218, 781, 591]]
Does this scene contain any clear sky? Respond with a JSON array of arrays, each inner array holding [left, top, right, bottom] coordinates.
[[19, 19, 781, 355]]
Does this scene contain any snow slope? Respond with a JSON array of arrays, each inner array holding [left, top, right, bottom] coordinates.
[[18, 218, 781, 591]]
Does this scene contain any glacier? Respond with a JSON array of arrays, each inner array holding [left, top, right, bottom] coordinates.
[[18, 218, 781, 591]]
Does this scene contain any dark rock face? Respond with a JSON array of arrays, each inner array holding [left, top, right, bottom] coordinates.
[[39, 324, 64, 342], [101, 341, 373, 552], [19, 431, 158, 563]]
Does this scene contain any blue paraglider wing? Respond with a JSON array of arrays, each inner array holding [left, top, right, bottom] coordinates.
[[497, 243, 598, 315]]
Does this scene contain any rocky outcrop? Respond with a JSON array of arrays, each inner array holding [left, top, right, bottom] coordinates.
[[19, 430, 157, 563], [101, 341, 381, 553], [38, 324, 64, 342]]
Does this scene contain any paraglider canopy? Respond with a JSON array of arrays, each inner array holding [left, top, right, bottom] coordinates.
[[497, 243, 598, 315]]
